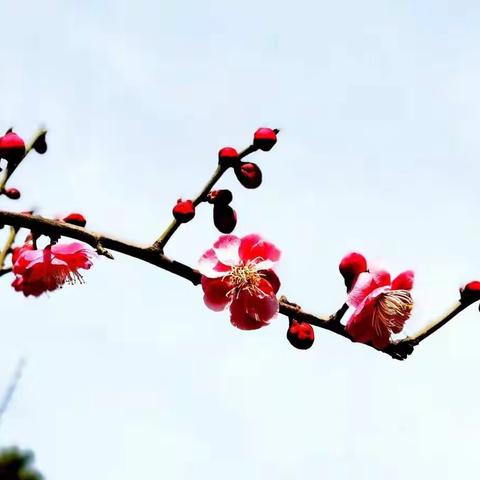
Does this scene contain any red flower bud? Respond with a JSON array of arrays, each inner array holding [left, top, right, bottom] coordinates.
[[234, 162, 262, 189], [218, 147, 240, 167], [0, 132, 25, 163], [173, 199, 195, 223], [253, 127, 278, 151], [32, 131, 47, 154], [460, 281, 480, 304], [63, 213, 87, 227], [213, 204, 237, 234], [4, 188, 20, 199], [287, 320, 315, 350], [206, 189, 233, 205], [339, 252, 368, 292]]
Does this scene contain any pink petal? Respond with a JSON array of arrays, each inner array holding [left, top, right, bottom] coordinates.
[[346, 295, 390, 349], [198, 248, 231, 278], [239, 234, 281, 265], [260, 269, 281, 294], [213, 235, 241, 266], [201, 276, 233, 312], [51, 242, 90, 255], [371, 269, 391, 289], [347, 272, 377, 308], [229, 281, 279, 330], [391, 270, 414, 291]]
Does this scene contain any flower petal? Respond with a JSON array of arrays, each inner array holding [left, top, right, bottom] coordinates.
[[198, 248, 231, 278], [260, 269, 281, 294], [347, 272, 377, 308], [239, 234, 281, 265], [213, 235, 241, 266], [346, 295, 390, 349], [201, 276, 233, 312], [229, 281, 279, 330], [391, 270, 414, 291]]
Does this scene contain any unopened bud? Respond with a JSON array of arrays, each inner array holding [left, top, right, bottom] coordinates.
[[0, 132, 25, 163], [173, 199, 195, 223], [234, 162, 262, 189], [32, 131, 47, 154], [218, 147, 239, 167], [213, 205, 237, 234], [460, 281, 480, 305], [287, 320, 315, 350], [339, 252, 368, 292], [206, 189, 233, 205], [63, 213, 87, 227], [4, 188, 20, 200], [253, 127, 278, 151]]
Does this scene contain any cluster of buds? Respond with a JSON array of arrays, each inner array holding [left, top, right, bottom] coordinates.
[[169, 127, 278, 235]]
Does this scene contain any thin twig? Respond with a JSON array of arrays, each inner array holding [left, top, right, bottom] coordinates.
[[0, 129, 47, 193], [152, 143, 260, 252], [0, 226, 17, 270], [0, 357, 26, 428]]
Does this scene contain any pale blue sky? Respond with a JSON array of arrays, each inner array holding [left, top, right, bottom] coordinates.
[[1, 1, 480, 479]]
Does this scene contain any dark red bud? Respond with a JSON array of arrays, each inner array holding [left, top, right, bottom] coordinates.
[[0, 132, 25, 163], [32, 131, 47, 154], [460, 281, 480, 304], [173, 199, 195, 223], [234, 162, 262, 189], [213, 205, 237, 234], [339, 252, 368, 292], [253, 127, 278, 151], [218, 147, 240, 167], [287, 320, 315, 350], [63, 213, 87, 227], [206, 189, 233, 205], [4, 188, 20, 200]]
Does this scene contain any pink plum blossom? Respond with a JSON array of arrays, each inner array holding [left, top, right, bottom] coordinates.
[[11, 242, 95, 297], [198, 234, 281, 330], [345, 261, 414, 349]]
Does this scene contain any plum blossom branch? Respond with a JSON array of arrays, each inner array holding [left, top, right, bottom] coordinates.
[[0, 210, 473, 360], [152, 143, 260, 252]]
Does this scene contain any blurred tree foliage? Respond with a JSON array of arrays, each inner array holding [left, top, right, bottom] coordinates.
[[0, 447, 43, 480]]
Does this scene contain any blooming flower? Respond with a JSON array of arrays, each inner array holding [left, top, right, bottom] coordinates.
[[11, 242, 95, 297], [198, 234, 281, 330], [345, 260, 414, 349]]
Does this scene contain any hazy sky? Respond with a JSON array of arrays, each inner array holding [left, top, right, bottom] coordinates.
[[1, 1, 480, 479]]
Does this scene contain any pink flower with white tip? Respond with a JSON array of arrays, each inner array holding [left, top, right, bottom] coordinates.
[[11, 242, 95, 297], [343, 254, 414, 349], [198, 234, 281, 330]]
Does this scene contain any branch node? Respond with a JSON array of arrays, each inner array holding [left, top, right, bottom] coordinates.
[[96, 242, 114, 259]]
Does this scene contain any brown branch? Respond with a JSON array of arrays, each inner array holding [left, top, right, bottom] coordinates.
[[152, 144, 259, 252], [0, 210, 474, 361]]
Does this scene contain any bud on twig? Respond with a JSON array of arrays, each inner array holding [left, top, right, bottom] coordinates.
[[206, 189, 233, 205], [173, 199, 195, 223], [4, 188, 20, 200], [287, 319, 315, 350], [213, 204, 237, 233], [63, 213, 87, 227], [32, 131, 47, 154], [234, 162, 262, 189], [253, 127, 278, 152], [0, 132, 25, 163], [218, 147, 239, 167]]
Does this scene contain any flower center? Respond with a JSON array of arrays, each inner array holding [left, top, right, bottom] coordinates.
[[227, 262, 264, 297], [373, 289, 413, 334]]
